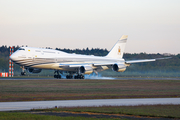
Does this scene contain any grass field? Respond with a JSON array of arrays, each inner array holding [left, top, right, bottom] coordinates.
[[34, 104, 180, 119], [0, 79, 180, 119], [0, 79, 180, 102], [0, 112, 121, 120], [1, 105, 180, 119]]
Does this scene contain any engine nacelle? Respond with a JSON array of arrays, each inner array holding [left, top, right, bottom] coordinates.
[[79, 65, 93, 74], [28, 68, 42, 73], [112, 64, 126, 72]]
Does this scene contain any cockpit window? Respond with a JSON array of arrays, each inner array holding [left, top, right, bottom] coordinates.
[[18, 48, 25, 50]]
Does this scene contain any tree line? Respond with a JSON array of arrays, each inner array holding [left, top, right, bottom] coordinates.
[[0, 45, 180, 77]]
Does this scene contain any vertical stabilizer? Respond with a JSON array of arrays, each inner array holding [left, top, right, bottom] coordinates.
[[106, 35, 128, 59]]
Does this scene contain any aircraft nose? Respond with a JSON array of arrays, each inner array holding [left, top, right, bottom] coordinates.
[[10, 53, 17, 61]]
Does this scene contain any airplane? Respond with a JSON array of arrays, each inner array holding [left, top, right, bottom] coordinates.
[[10, 35, 170, 79]]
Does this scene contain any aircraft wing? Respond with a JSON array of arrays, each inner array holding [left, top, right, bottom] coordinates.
[[125, 57, 171, 64], [59, 63, 113, 67], [58, 64, 86, 68], [57, 63, 113, 74]]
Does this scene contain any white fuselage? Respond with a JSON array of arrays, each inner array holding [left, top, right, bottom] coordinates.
[[10, 47, 125, 72], [10, 35, 168, 77]]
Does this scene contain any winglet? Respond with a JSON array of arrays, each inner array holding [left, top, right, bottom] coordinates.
[[106, 35, 128, 59]]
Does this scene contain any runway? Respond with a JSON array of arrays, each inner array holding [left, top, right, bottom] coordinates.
[[0, 98, 180, 111], [0, 77, 180, 80]]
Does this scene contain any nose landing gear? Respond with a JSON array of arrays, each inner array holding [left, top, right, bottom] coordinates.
[[21, 66, 26, 76]]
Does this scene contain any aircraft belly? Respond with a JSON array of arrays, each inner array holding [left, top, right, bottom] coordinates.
[[31, 63, 60, 70], [31, 63, 77, 71]]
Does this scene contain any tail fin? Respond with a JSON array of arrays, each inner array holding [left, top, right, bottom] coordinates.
[[106, 35, 128, 59]]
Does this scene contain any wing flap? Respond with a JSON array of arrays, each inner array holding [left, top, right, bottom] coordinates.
[[59, 64, 82, 68], [93, 63, 114, 66]]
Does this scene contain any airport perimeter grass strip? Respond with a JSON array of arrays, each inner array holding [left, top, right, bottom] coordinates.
[[0, 112, 123, 120], [33, 105, 180, 119], [2, 104, 180, 120], [0, 79, 180, 102]]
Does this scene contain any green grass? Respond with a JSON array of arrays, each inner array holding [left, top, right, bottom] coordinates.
[[0, 112, 124, 120], [35, 105, 180, 119], [1, 105, 180, 119], [0, 79, 180, 101]]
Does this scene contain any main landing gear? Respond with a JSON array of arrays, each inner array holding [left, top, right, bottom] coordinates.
[[74, 74, 84, 79], [54, 70, 85, 79], [66, 74, 84, 79], [54, 70, 61, 79], [66, 75, 73, 79]]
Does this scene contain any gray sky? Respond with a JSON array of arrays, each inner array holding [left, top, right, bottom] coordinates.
[[0, 0, 180, 54]]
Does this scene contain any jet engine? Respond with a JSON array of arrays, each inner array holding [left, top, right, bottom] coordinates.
[[112, 64, 126, 72], [79, 65, 93, 74], [28, 68, 42, 73]]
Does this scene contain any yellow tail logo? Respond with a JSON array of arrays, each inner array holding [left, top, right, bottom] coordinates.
[[118, 46, 121, 55]]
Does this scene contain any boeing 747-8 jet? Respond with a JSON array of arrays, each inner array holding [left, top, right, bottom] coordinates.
[[10, 35, 169, 79]]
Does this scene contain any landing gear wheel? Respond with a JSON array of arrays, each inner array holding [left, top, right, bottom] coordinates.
[[58, 75, 61, 79], [66, 75, 73, 79], [80, 75, 84, 79], [74, 74, 84, 79], [54, 75, 61, 79], [54, 75, 57, 78], [54, 70, 61, 79]]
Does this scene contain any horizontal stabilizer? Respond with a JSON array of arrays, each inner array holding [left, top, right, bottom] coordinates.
[[125, 57, 171, 64], [125, 59, 156, 64]]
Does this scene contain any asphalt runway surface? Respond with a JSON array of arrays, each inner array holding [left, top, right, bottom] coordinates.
[[0, 98, 180, 111], [0, 77, 180, 80]]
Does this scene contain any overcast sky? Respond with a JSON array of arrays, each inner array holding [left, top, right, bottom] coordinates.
[[0, 0, 180, 54]]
